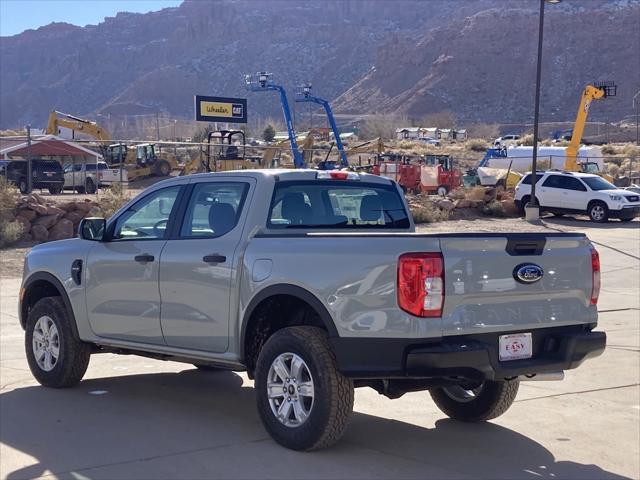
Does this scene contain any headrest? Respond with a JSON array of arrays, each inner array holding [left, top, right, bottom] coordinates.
[[360, 195, 383, 222], [208, 202, 236, 236]]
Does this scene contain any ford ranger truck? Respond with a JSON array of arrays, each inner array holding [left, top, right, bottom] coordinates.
[[19, 169, 606, 451]]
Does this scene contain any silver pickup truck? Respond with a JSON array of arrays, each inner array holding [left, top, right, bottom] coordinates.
[[19, 169, 606, 450]]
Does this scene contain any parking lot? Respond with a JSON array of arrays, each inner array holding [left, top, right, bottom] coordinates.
[[1, 218, 638, 480]]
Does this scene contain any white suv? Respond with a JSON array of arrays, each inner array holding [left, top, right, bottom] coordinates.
[[514, 171, 640, 222]]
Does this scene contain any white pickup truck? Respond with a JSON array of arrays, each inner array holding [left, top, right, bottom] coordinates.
[[20, 169, 606, 450], [63, 162, 126, 193]]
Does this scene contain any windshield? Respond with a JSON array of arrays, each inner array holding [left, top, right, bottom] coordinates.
[[268, 180, 410, 229], [582, 176, 616, 191]]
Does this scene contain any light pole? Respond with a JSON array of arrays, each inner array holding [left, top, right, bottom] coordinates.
[[526, 0, 561, 222], [633, 90, 640, 146]]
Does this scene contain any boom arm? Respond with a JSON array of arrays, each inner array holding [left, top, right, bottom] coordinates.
[[565, 85, 606, 172], [45, 111, 111, 143], [295, 86, 347, 168], [245, 73, 305, 168]]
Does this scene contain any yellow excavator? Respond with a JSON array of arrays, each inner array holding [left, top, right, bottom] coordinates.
[[262, 134, 315, 169], [564, 83, 616, 182], [45, 110, 181, 181]]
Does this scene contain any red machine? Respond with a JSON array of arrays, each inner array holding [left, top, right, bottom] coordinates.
[[373, 154, 461, 195], [419, 155, 461, 196], [373, 155, 421, 193]]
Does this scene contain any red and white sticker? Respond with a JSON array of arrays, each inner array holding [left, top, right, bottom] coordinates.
[[499, 333, 532, 361]]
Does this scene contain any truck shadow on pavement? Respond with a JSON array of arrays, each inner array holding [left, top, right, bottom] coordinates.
[[543, 216, 640, 230], [0, 369, 630, 480]]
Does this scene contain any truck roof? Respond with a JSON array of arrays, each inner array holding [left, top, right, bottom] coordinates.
[[168, 169, 394, 185]]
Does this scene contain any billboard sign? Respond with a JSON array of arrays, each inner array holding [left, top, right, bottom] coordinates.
[[194, 95, 247, 123]]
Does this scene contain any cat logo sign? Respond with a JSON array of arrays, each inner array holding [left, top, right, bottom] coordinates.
[[194, 95, 247, 123]]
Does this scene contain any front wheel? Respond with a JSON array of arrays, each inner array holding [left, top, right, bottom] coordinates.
[[430, 379, 519, 422], [25, 297, 91, 388], [155, 160, 171, 177], [588, 201, 609, 223], [255, 326, 354, 451]]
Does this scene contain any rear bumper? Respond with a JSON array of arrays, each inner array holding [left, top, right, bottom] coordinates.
[[609, 206, 640, 219], [331, 325, 606, 381]]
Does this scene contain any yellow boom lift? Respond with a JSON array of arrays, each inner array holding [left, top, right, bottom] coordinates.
[[564, 83, 616, 181]]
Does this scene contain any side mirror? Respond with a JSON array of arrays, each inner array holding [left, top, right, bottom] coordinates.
[[79, 217, 106, 241]]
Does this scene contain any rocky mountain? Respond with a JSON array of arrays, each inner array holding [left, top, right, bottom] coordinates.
[[334, 0, 640, 126], [1, 0, 638, 131]]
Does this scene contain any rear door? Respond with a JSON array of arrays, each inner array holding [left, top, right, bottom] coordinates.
[[538, 174, 563, 208], [158, 177, 253, 352], [439, 234, 597, 336]]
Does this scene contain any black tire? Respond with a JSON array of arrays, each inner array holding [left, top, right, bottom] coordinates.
[[85, 178, 96, 194], [25, 297, 91, 388], [255, 326, 354, 451], [18, 177, 29, 194], [588, 201, 609, 223], [48, 185, 62, 195], [517, 195, 530, 215], [155, 160, 171, 177], [437, 185, 448, 197], [430, 379, 519, 422]]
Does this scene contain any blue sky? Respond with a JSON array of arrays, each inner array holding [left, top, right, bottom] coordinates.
[[0, 0, 182, 37]]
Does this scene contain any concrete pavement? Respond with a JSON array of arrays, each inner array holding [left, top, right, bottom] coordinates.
[[1, 221, 638, 479]]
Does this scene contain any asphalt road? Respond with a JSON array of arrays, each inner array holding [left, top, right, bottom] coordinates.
[[0, 220, 638, 479]]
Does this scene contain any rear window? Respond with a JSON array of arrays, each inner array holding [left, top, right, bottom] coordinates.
[[520, 174, 544, 185], [268, 181, 410, 229]]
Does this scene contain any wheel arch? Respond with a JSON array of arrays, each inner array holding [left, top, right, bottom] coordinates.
[[20, 272, 80, 340], [240, 284, 338, 373]]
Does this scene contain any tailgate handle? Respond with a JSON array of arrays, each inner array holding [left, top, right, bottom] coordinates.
[[506, 238, 545, 256]]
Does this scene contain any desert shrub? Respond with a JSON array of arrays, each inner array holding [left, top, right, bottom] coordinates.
[[622, 144, 640, 159], [0, 177, 19, 218], [601, 145, 617, 155], [607, 164, 620, 178], [0, 221, 24, 248], [410, 201, 450, 224], [482, 200, 506, 217], [466, 138, 489, 152], [98, 183, 131, 219], [520, 134, 534, 146]]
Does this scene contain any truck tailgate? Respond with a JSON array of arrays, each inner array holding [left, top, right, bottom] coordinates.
[[440, 233, 597, 336]]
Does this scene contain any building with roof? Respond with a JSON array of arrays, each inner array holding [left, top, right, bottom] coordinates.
[[0, 135, 102, 163]]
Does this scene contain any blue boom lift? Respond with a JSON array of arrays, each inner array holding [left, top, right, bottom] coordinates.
[[245, 72, 305, 168], [295, 83, 348, 169]]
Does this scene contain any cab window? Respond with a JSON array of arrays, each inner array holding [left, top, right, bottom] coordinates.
[[180, 182, 249, 238], [112, 186, 181, 240]]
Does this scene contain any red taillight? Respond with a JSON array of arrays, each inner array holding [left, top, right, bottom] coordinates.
[[330, 171, 349, 180], [590, 245, 600, 306], [398, 253, 444, 317]]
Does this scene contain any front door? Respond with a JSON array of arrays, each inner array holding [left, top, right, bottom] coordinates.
[[159, 178, 253, 352], [85, 185, 183, 344]]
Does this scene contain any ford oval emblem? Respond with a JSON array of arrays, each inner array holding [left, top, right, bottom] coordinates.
[[514, 263, 544, 284]]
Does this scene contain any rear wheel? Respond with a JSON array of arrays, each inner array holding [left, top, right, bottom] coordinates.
[[517, 195, 530, 215], [255, 326, 354, 451], [85, 178, 96, 194], [155, 160, 171, 177], [437, 185, 448, 196], [18, 177, 29, 194], [588, 201, 609, 223], [430, 379, 519, 422], [25, 297, 91, 388]]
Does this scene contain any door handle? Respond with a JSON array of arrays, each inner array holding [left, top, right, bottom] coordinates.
[[203, 254, 226, 264], [134, 254, 155, 263]]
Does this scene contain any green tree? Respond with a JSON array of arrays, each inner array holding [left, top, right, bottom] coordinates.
[[263, 124, 276, 142]]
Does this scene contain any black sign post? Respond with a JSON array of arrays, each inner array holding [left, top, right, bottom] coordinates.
[[194, 95, 247, 123]]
